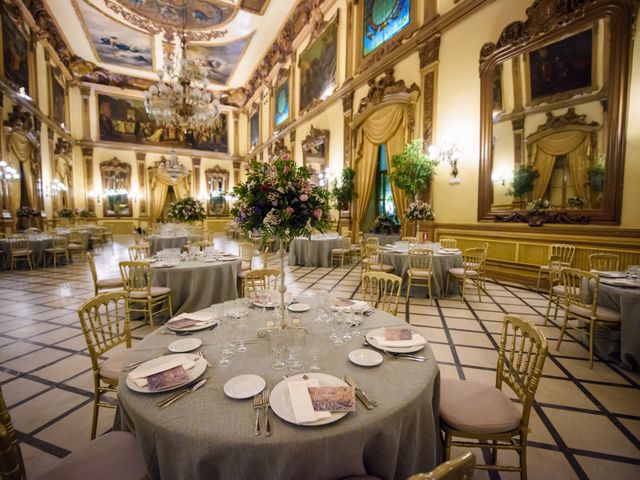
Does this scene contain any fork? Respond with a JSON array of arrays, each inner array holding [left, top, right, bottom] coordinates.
[[262, 389, 272, 437], [253, 393, 262, 436], [198, 351, 213, 368]]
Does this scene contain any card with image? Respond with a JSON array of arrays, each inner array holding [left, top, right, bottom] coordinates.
[[384, 327, 413, 341], [146, 365, 190, 391], [307, 386, 356, 412], [167, 318, 205, 329]]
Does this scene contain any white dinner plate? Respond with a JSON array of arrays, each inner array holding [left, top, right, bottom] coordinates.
[[332, 299, 369, 311], [348, 349, 383, 367], [288, 303, 310, 312], [270, 373, 350, 426], [219, 257, 239, 262], [168, 338, 202, 353], [252, 301, 279, 309], [365, 327, 426, 354], [223, 374, 266, 399], [126, 354, 206, 394], [166, 318, 218, 332]]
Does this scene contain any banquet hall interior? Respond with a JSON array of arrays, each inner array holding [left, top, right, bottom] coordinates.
[[0, 0, 639, 479]]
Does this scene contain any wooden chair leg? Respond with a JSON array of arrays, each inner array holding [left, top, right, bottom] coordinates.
[[536, 269, 543, 290], [91, 376, 100, 440], [519, 432, 528, 480], [588, 320, 595, 369], [443, 431, 452, 461], [556, 310, 570, 351], [405, 276, 412, 303]]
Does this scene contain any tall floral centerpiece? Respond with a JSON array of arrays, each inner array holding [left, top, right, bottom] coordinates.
[[406, 200, 435, 241], [166, 197, 206, 224], [231, 157, 332, 328]]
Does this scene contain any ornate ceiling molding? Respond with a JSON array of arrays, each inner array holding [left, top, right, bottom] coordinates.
[[356, 68, 419, 115]]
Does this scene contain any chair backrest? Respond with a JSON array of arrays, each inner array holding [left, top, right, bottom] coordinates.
[[0, 387, 26, 480], [354, 231, 363, 244], [243, 268, 281, 297], [589, 253, 620, 272], [549, 243, 576, 265], [69, 230, 84, 244], [496, 315, 548, 431], [361, 271, 403, 316], [402, 236, 419, 243], [77, 292, 131, 373], [407, 451, 476, 480], [119, 261, 152, 297], [238, 242, 255, 267], [408, 248, 434, 272], [8, 237, 28, 251], [547, 254, 564, 286], [87, 252, 99, 286], [128, 244, 150, 261], [561, 268, 599, 319], [340, 235, 351, 249], [52, 234, 68, 249], [439, 237, 457, 249], [365, 236, 379, 249], [463, 247, 485, 273]]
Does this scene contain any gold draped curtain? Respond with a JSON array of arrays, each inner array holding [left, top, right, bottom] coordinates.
[[531, 130, 590, 201], [149, 169, 190, 221], [353, 104, 410, 235], [7, 132, 38, 213]]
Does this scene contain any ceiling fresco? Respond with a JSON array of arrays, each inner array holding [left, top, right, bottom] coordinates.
[[187, 33, 254, 85]]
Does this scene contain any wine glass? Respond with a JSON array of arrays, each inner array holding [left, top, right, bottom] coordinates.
[[307, 330, 323, 371], [269, 328, 286, 369], [350, 309, 363, 337], [286, 328, 306, 372]]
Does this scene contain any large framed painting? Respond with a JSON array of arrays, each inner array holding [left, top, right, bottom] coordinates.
[[249, 107, 260, 150], [525, 28, 596, 106], [73, 0, 154, 71], [97, 93, 229, 153], [299, 17, 338, 112], [187, 34, 253, 86], [1, 4, 32, 95], [50, 69, 67, 127], [272, 67, 291, 129]]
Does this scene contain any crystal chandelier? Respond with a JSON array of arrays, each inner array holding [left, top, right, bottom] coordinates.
[[159, 150, 189, 181], [143, 14, 220, 130]]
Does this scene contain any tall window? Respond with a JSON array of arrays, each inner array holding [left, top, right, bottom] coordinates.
[[377, 145, 396, 218]]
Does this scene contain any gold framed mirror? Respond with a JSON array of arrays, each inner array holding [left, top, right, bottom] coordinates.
[[205, 165, 230, 216], [302, 125, 330, 186], [100, 157, 132, 217], [477, 0, 637, 224]]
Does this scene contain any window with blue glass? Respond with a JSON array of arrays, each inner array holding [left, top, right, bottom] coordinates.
[[274, 79, 290, 127], [363, 0, 411, 57], [377, 145, 396, 219]]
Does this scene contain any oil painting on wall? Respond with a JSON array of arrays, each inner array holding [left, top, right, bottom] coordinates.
[[1, 8, 30, 94], [74, 0, 153, 71], [274, 79, 290, 127], [98, 94, 228, 153], [187, 35, 252, 86], [51, 74, 66, 126], [362, 0, 411, 57], [299, 19, 337, 111]]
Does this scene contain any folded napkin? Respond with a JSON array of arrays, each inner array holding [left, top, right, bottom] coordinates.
[[288, 379, 333, 424], [372, 333, 427, 348], [168, 312, 213, 326], [151, 261, 169, 268], [129, 355, 197, 387]]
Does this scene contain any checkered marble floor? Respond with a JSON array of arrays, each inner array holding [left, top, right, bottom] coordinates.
[[0, 234, 638, 479]]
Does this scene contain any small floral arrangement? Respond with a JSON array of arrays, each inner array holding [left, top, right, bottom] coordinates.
[[57, 208, 74, 218], [78, 208, 95, 218], [406, 200, 435, 221], [567, 196, 586, 208], [167, 197, 206, 223], [16, 206, 38, 218], [231, 157, 332, 241], [526, 198, 550, 212], [371, 214, 399, 234]]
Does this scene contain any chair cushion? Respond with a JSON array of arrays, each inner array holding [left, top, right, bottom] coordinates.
[[97, 277, 124, 289], [569, 304, 621, 323], [448, 267, 478, 277], [539, 264, 550, 272], [409, 269, 432, 278], [99, 344, 130, 380], [33, 431, 147, 480], [68, 243, 84, 249], [332, 248, 350, 254], [129, 286, 171, 299], [440, 379, 522, 435], [12, 249, 32, 255], [369, 264, 394, 273], [551, 285, 565, 296]]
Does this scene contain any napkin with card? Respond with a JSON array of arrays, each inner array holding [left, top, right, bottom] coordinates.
[[166, 312, 213, 329], [129, 355, 198, 389], [288, 378, 355, 424], [373, 327, 427, 348]]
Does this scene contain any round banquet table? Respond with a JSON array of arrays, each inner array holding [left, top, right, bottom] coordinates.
[[288, 235, 344, 267], [116, 308, 442, 480], [383, 248, 463, 298], [363, 233, 401, 246], [0, 236, 58, 269], [149, 235, 203, 255], [151, 259, 241, 314]]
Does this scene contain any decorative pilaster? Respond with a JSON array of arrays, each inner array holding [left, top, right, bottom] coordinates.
[[80, 86, 91, 140], [135, 151, 147, 215], [192, 156, 201, 199], [420, 34, 441, 146], [82, 146, 95, 212], [232, 112, 239, 157]]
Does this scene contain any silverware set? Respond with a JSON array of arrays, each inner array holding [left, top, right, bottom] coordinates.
[[122, 354, 162, 372], [157, 377, 208, 409], [342, 375, 377, 410], [253, 389, 272, 436], [362, 338, 427, 362], [159, 329, 192, 336]]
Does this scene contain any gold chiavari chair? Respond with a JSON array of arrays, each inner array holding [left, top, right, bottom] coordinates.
[[102, 226, 114, 243], [44, 234, 69, 268], [67, 230, 87, 262], [237, 241, 257, 294], [0, 385, 147, 480], [556, 268, 620, 368], [361, 271, 403, 317], [362, 247, 395, 275], [119, 261, 172, 327], [91, 226, 107, 253], [440, 315, 548, 479], [128, 244, 150, 261], [542, 255, 565, 325], [331, 235, 352, 268], [402, 236, 419, 243], [349, 231, 364, 261], [365, 236, 380, 251], [8, 236, 33, 270], [77, 292, 131, 439], [192, 239, 213, 251], [407, 451, 476, 480], [439, 237, 457, 249], [406, 248, 435, 305], [446, 247, 485, 302], [88, 253, 124, 296], [536, 243, 576, 290], [589, 253, 620, 272], [243, 268, 281, 297]]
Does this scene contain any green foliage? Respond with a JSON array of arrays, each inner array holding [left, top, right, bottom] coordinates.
[[57, 208, 74, 218], [389, 139, 434, 199], [506, 165, 539, 200], [372, 214, 399, 234], [587, 156, 605, 193], [78, 209, 95, 218], [166, 197, 206, 223], [331, 167, 356, 210]]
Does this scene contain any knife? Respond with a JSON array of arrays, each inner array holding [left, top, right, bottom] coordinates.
[[158, 378, 208, 409], [344, 375, 377, 408]]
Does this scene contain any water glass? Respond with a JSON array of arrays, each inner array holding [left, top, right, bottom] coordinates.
[[307, 331, 322, 371], [269, 328, 286, 370], [350, 310, 363, 337], [286, 328, 306, 372]]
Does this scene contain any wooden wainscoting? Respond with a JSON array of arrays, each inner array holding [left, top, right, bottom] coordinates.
[[205, 218, 232, 232], [433, 223, 640, 287]]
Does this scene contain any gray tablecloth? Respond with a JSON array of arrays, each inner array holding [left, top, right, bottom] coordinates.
[[0, 237, 56, 269], [149, 236, 192, 255], [364, 234, 401, 246], [288, 237, 344, 267], [383, 251, 463, 298], [116, 308, 441, 480], [151, 259, 241, 314]]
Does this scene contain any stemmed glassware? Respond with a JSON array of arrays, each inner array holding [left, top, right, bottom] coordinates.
[[234, 299, 250, 352], [269, 328, 286, 369], [350, 310, 363, 337], [286, 327, 306, 372]]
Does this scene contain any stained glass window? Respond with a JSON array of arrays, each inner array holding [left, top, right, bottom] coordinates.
[[250, 111, 259, 149], [363, 0, 411, 57], [274, 79, 290, 127]]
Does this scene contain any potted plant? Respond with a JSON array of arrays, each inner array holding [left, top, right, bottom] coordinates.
[[16, 206, 38, 230], [506, 165, 539, 206], [567, 196, 585, 209], [371, 214, 399, 235], [389, 139, 435, 201], [587, 156, 605, 207], [78, 208, 95, 218], [166, 197, 207, 224], [331, 167, 356, 211]]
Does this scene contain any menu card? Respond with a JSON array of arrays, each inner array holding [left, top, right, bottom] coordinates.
[[308, 386, 356, 412], [147, 365, 190, 391], [384, 327, 413, 341], [335, 298, 355, 307], [167, 318, 205, 329]]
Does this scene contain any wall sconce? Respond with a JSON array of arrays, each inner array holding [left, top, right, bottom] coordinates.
[[491, 170, 513, 186], [88, 189, 103, 204], [130, 191, 141, 203], [45, 178, 67, 197], [429, 142, 461, 184]]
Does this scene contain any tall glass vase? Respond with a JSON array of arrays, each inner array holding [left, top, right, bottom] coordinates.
[[277, 240, 287, 329]]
